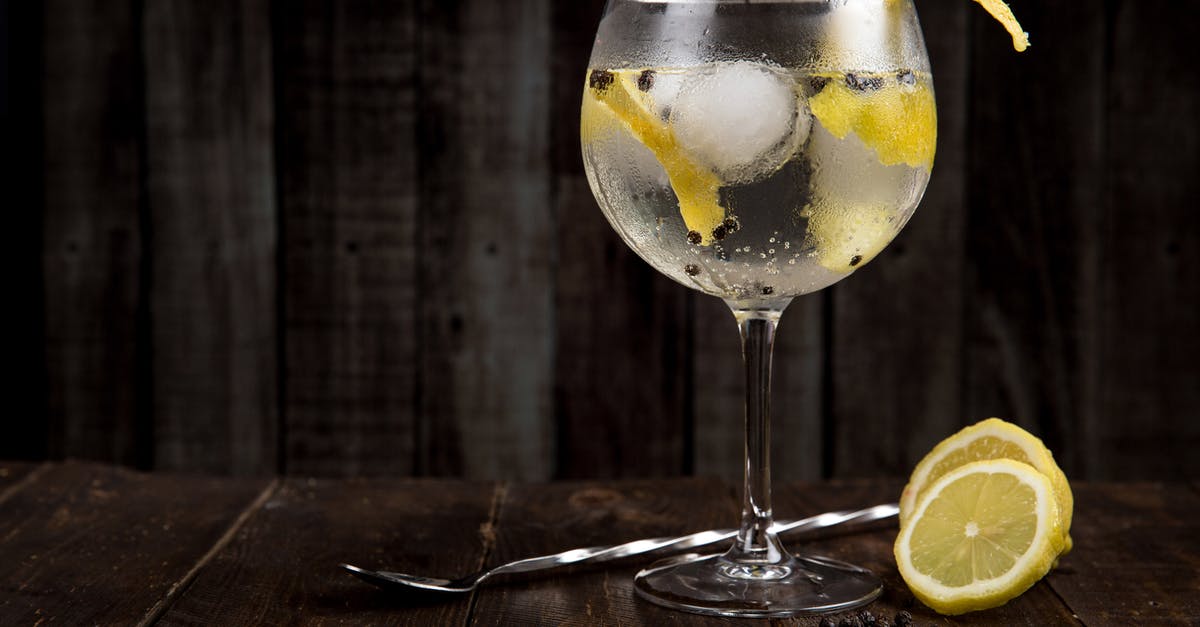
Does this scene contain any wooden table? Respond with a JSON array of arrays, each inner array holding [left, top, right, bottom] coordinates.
[[1, 461, 1196, 625]]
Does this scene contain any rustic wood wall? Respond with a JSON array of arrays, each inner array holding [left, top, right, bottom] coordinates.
[[4, 0, 1197, 481]]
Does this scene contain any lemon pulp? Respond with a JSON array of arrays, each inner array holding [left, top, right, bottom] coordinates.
[[898, 418, 1074, 554], [895, 459, 1064, 615]]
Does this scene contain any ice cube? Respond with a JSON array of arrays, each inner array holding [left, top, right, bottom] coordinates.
[[644, 70, 684, 120], [669, 61, 809, 184]]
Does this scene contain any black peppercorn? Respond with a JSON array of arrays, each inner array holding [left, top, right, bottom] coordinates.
[[722, 216, 740, 233], [894, 610, 913, 627], [711, 224, 727, 241], [686, 230, 702, 245], [820, 618, 838, 627], [761, 286, 774, 295], [858, 609, 876, 625], [589, 69, 614, 92], [845, 72, 884, 91], [637, 69, 655, 92], [684, 264, 700, 276]]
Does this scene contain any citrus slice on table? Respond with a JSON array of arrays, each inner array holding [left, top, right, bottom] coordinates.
[[899, 418, 1073, 554], [894, 459, 1065, 615]]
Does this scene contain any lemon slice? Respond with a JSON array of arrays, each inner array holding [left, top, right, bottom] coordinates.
[[974, 0, 1030, 52], [899, 418, 1073, 554], [895, 459, 1065, 615], [802, 203, 895, 274], [808, 74, 937, 171], [585, 70, 726, 243]]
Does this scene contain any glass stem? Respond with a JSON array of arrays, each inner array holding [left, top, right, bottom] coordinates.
[[725, 305, 790, 566]]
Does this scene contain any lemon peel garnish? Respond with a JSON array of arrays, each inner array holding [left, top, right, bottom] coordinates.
[[803, 203, 895, 274], [585, 71, 725, 243], [808, 74, 937, 171], [974, 0, 1030, 52]]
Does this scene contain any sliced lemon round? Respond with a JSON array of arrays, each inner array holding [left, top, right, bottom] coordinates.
[[894, 458, 1065, 615], [899, 418, 1073, 554]]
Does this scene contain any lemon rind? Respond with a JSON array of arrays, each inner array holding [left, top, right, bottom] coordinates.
[[895, 458, 1063, 615], [898, 418, 1073, 553]]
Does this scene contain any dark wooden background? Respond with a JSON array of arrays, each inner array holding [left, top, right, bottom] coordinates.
[[3, 0, 1197, 482]]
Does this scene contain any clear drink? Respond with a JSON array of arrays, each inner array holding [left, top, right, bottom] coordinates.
[[581, 2, 935, 307]]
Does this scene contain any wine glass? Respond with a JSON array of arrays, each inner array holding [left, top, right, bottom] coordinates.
[[580, 0, 935, 617]]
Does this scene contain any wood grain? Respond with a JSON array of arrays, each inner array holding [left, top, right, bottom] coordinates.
[[1047, 483, 1200, 624], [155, 478, 498, 626], [416, 0, 555, 480], [142, 0, 278, 475], [963, 0, 1106, 478], [1095, 0, 1200, 480], [468, 478, 743, 626], [0, 462, 269, 625], [771, 480, 1079, 626], [19, 1, 1200, 480], [42, 0, 145, 466], [552, 0, 693, 479], [276, 0, 420, 476], [0, 461, 44, 501]]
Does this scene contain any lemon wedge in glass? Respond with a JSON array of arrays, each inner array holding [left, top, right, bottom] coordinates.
[[894, 458, 1065, 615], [584, 70, 726, 244]]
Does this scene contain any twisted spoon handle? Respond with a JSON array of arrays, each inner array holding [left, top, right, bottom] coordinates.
[[484, 502, 899, 581]]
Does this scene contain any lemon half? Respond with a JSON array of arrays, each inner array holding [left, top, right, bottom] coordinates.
[[899, 418, 1073, 554], [895, 458, 1064, 615]]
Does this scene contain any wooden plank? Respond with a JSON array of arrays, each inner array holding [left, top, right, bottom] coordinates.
[[142, 0, 277, 475], [828, 1, 971, 479], [1046, 483, 1200, 623], [963, 0, 1106, 478], [416, 0, 555, 480], [469, 478, 742, 626], [277, 0, 420, 476], [0, 462, 271, 625], [551, 0, 692, 480], [1096, 1, 1200, 480], [771, 480, 1078, 626], [42, 0, 145, 466], [1, 0, 49, 461], [0, 462, 46, 502], [156, 478, 498, 626]]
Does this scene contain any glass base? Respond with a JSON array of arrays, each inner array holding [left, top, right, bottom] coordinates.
[[633, 552, 883, 617]]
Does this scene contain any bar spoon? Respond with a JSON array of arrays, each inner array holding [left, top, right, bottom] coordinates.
[[342, 502, 898, 593]]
